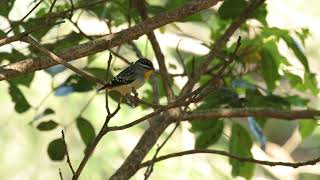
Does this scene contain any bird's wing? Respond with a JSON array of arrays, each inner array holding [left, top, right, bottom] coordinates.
[[108, 66, 136, 87]]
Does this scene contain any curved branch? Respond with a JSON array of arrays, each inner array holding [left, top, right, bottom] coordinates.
[[0, 0, 221, 81], [140, 149, 320, 169]]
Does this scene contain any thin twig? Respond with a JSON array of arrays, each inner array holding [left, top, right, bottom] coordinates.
[[48, 0, 58, 14], [128, 41, 143, 59], [175, 40, 187, 74], [61, 130, 75, 175], [0, 20, 65, 47], [140, 149, 320, 168], [59, 168, 64, 180], [69, 0, 75, 17], [22, 35, 106, 85], [105, 52, 113, 115], [6, 0, 45, 34], [71, 53, 121, 180]]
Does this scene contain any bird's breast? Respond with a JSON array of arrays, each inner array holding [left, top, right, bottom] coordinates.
[[131, 78, 146, 90]]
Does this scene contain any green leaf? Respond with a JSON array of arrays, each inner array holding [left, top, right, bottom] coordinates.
[[229, 123, 254, 179], [0, 49, 28, 63], [76, 117, 96, 146], [285, 72, 306, 91], [0, 1, 14, 16], [194, 120, 224, 149], [260, 42, 282, 91], [8, 73, 34, 87], [47, 138, 66, 161], [9, 84, 31, 113], [37, 120, 59, 131], [286, 96, 309, 107], [262, 27, 310, 72], [304, 72, 319, 95], [197, 87, 241, 109], [218, 0, 247, 20], [299, 120, 317, 139], [44, 108, 55, 115], [84, 67, 108, 80], [63, 75, 96, 92], [246, 89, 290, 109], [282, 35, 309, 72], [252, 3, 268, 25]]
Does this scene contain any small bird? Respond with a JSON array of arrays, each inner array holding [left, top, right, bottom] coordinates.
[[98, 58, 155, 96]]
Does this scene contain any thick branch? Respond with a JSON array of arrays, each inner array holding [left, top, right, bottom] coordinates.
[[183, 108, 320, 121], [140, 149, 320, 169], [109, 116, 173, 180], [0, 0, 221, 81]]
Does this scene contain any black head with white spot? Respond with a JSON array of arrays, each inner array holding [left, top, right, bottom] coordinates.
[[136, 58, 155, 70]]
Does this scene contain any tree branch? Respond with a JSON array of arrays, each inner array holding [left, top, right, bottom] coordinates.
[[21, 35, 106, 85], [134, 0, 175, 101], [140, 149, 320, 169], [61, 130, 75, 175], [0, 0, 221, 81], [183, 108, 320, 121], [180, 0, 266, 95], [6, 0, 45, 34], [71, 54, 119, 180]]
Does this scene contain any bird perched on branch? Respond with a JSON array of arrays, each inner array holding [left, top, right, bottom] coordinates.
[[98, 58, 155, 96]]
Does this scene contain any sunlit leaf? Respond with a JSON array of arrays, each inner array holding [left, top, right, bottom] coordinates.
[[304, 72, 319, 95], [286, 96, 309, 107], [299, 119, 317, 139]]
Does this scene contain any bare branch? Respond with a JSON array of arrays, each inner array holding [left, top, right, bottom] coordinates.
[[183, 108, 320, 121], [140, 149, 320, 169], [0, 0, 221, 81], [61, 130, 75, 175]]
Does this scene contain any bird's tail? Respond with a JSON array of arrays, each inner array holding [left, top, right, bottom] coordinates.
[[96, 83, 112, 92]]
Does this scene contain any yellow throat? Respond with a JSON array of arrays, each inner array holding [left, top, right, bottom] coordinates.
[[144, 70, 153, 80]]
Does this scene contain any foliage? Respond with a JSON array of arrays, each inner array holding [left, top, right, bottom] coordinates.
[[0, 0, 319, 179]]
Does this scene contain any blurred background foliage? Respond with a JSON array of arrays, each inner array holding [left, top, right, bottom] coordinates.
[[1, 0, 320, 179]]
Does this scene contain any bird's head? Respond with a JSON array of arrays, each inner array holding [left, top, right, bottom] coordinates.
[[135, 58, 155, 80]]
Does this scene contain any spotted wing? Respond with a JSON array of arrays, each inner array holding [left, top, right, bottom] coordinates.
[[109, 66, 136, 87]]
